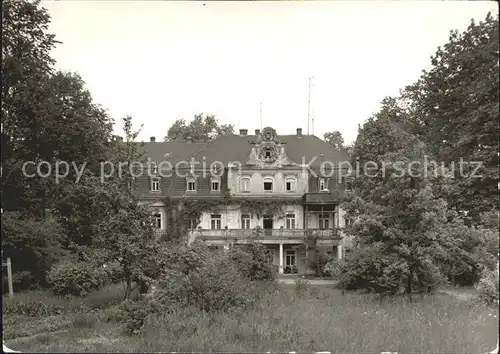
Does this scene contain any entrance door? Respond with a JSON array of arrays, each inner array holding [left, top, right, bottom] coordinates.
[[263, 215, 273, 236]]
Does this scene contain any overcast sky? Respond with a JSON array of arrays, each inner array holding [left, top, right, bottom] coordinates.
[[42, 0, 498, 143]]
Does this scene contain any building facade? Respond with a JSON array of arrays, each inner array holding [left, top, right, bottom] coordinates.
[[133, 127, 352, 274]]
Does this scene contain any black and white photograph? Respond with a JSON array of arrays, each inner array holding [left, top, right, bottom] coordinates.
[[1, 0, 499, 352]]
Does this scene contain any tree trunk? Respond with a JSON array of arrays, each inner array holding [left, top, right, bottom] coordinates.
[[406, 268, 414, 303]]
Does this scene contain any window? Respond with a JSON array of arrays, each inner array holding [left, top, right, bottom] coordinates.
[[150, 161, 158, 174], [210, 214, 222, 230], [263, 178, 273, 192], [241, 214, 251, 229], [285, 250, 296, 267], [240, 177, 250, 192], [319, 178, 329, 191], [285, 213, 296, 229], [265, 150, 271, 158], [344, 217, 353, 227], [319, 213, 330, 230], [285, 178, 296, 192], [211, 179, 220, 191], [265, 253, 274, 264], [151, 178, 160, 192], [187, 178, 196, 191], [153, 213, 162, 229], [188, 219, 198, 230]]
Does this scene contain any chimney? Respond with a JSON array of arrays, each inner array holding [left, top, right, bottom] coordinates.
[[255, 129, 260, 135], [296, 128, 302, 137], [150, 136, 156, 142], [239, 129, 248, 136], [186, 136, 192, 143]]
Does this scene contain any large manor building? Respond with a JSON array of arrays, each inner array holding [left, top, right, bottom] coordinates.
[[132, 127, 353, 274]]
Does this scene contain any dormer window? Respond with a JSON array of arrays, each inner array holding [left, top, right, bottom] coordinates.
[[319, 178, 329, 192], [187, 178, 196, 191], [285, 177, 296, 192], [150, 161, 158, 174], [211, 178, 220, 192], [263, 177, 273, 192], [151, 177, 160, 192], [240, 177, 251, 192]]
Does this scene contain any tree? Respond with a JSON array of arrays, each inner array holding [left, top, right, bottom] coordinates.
[[323, 131, 344, 150], [164, 113, 234, 142], [89, 118, 159, 298], [1, 211, 68, 290], [323, 130, 354, 157], [402, 13, 499, 221], [1, 0, 113, 217], [341, 140, 476, 296]]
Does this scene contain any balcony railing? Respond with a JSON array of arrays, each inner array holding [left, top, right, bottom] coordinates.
[[189, 228, 341, 240]]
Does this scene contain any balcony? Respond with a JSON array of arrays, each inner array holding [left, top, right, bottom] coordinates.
[[190, 228, 341, 241]]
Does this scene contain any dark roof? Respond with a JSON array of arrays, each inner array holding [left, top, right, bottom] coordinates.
[[136, 134, 349, 168], [135, 141, 207, 164], [190, 134, 349, 168]]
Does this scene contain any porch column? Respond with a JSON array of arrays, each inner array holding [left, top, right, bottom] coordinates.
[[337, 244, 343, 260], [279, 243, 284, 274]]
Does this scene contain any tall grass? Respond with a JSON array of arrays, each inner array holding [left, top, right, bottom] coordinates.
[[4, 285, 498, 353], [126, 287, 498, 353]]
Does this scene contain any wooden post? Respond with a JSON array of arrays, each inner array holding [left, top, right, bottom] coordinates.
[[7, 257, 13, 298]]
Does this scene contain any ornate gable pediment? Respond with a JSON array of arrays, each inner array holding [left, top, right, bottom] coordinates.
[[245, 127, 296, 168]]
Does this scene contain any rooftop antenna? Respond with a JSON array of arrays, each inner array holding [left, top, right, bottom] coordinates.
[[260, 101, 263, 130], [307, 77, 310, 135], [311, 78, 315, 136], [312, 106, 315, 136], [307, 77, 313, 135]]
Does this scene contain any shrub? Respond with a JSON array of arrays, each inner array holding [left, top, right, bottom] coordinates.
[[230, 243, 275, 281], [323, 260, 343, 278], [47, 260, 110, 297], [152, 246, 260, 313], [476, 267, 499, 306], [337, 245, 409, 295], [310, 247, 332, 276], [2, 290, 86, 317], [119, 299, 156, 334], [1, 212, 68, 290]]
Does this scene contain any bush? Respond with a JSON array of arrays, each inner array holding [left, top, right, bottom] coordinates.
[[2, 290, 87, 316], [323, 260, 343, 278], [47, 260, 110, 297], [230, 243, 275, 281], [337, 246, 408, 295], [119, 299, 156, 335], [476, 267, 499, 306], [337, 245, 446, 296], [152, 246, 261, 313], [1, 212, 68, 290]]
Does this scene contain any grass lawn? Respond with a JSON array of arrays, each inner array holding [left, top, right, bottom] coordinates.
[[3, 283, 498, 353]]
